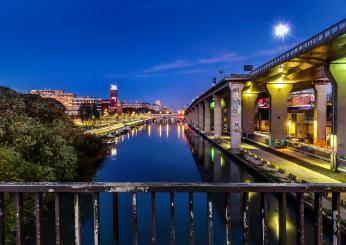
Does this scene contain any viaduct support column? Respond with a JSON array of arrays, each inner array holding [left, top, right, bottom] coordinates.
[[266, 83, 293, 148], [314, 82, 328, 146], [204, 100, 211, 133], [194, 106, 198, 126], [229, 82, 244, 148], [195, 106, 199, 126], [225, 98, 230, 132], [198, 103, 204, 129], [192, 108, 196, 125], [213, 95, 222, 138], [327, 61, 346, 171], [242, 93, 258, 137]]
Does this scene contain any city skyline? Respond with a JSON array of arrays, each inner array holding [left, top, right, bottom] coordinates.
[[30, 84, 166, 106], [0, 0, 345, 110]]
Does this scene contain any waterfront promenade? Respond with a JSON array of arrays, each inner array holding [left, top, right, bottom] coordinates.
[[200, 132, 346, 185]]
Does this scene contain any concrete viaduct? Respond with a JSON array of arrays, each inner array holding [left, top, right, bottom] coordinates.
[[185, 18, 346, 172]]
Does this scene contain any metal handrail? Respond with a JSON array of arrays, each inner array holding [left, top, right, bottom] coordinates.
[[0, 182, 343, 245], [0, 182, 346, 192]]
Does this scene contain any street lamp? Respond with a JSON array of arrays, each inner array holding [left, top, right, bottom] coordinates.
[[274, 23, 290, 45]]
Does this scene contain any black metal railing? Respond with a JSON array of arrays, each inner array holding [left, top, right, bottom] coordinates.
[[0, 182, 345, 245]]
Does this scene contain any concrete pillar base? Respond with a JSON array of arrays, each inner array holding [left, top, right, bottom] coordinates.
[[213, 95, 222, 138], [269, 137, 287, 148], [327, 61, 346, 171], [204, 100, 211, 133], [313, 82, 328, 147], [242, 132, 254, 139], [229, 82, 244, 148], [266, 83, 293, 148], [242, 93, 258, 135], [198, 103, 204, 129]]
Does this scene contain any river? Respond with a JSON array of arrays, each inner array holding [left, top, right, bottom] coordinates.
[[42, 119, 333, 244]]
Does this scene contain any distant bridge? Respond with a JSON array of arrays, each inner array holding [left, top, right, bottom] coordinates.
[[149, 113, 183, 118]]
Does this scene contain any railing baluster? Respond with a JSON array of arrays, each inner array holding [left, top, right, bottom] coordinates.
[[55, 193, 61, 245], [0, 183, 345, 244], [207, 192, 213, 245], [74, 193, 81, 245], [132, 192, 138, 245], [243, 192, 249, 245], [170, 192, 175, 245], [279, 193, 286, 245], [113, 192, 119, 244], [0, 192, 5, 245], [225, 192, 231, 245], [93, 193, 100, 245], [315, 193, 322, 245], [15, 192, 23, 245], [151, 192, 157, 245], [332, 192, 341, 245], [297, 193, 304, 245], [189, 192, 194, 245], [35, 193, 42, 245], [260, 193, 268, 245]]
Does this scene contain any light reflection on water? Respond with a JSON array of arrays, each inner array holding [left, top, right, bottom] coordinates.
[[54, 120, 333, 245]]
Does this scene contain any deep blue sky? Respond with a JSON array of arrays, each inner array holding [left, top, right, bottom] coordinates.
[[0, 0, 345, 110]]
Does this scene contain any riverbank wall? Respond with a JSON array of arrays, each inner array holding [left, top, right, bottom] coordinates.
[[86, 118, 150, 136], [186, 122, 346, 235]]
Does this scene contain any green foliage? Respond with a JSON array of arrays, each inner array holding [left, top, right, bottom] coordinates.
[[0, 87, 106, 243], [0, 86, 105, 181]]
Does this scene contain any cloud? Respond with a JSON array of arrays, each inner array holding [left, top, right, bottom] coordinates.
[[197, 53, 242, 64], [104, 42, 302, 80], [252, 47, 286, 57], [132, 68, 209, 79], [176, 68, 209, 75], [250, 41, 300, 58], [143, 52, 244, 73], [144, 59, 191, 73]]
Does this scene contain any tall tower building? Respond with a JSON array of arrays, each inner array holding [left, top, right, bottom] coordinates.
[[110, 84, 118, 111]]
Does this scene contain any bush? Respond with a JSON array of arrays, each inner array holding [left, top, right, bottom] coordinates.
[[0, 86, 105, 181]]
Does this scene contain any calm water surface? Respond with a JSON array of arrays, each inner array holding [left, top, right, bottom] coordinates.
[[47, 120, 333, 245]]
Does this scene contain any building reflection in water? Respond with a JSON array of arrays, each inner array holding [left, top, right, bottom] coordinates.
[[110, 145, 117, 159], [183, 128, 302, 245], [166, 123, 169, 138], [210, 146, 215, 163], [181, 125, 186, 142], [220, 155, 225, 167], [99, 121, 320, 244]]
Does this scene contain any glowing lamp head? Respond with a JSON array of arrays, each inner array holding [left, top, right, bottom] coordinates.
[[110, 84, 118, 90], [274, 23, 290, 37], [276, 83, 284, 89]]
